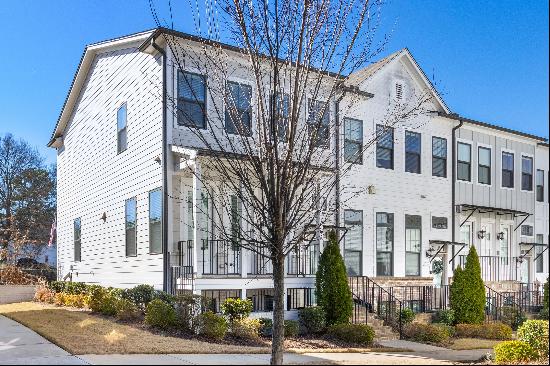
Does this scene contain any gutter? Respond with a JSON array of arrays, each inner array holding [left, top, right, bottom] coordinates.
[[334, 92, 346, 229], [451, 116, 463, 273], [149, 38, 169, 292]]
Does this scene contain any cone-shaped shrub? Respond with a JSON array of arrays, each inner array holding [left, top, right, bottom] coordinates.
[[315, 230, 353, 326], [450, 246, 486, 324]]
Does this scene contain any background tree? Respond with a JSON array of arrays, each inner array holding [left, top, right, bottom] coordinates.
[[0, 133, 56, 263], [450, 246, 485, 324], [316, 230, 353, 326], [149, 0, 435, 363]]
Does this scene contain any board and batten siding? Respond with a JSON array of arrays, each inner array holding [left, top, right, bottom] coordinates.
[[56, 46, 164, 288]]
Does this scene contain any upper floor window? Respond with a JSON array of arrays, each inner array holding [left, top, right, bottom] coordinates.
[[125, 197, 137, 257], [272, 93, 290, 142], [405, 131, 421, 174], [344, 210, 363, 276], [536, 170, 544, 202], [74, 218, 81, 262], [521, 156, 533, 191], [307, 99, 330, 148], [502, 152, 514, 188], [117, 103, 127, 154], [376, 125, 394, 169], [225, 81, 252, 136], [432, 137, 447, 178], [457, 142, 471, 181], [149, 188, 162, 254], [344, 118, 363, 164], [177, 71, 206, 129], [478, 147, 491, 185]]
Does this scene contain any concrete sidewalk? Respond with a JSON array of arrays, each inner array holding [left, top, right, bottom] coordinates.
[[0, 315, 87, 365]]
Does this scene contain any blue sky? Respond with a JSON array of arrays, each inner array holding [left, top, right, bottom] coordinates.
[[0, 0, 548, 164]]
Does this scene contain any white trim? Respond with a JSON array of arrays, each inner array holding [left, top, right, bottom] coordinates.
[[500, 147, 516, 190], [224, 78, 256, 138], [520, 153, 535, 193], [456, 138, 473, 184], [173, 67, 209, 131], [476, 143, 493, 187]]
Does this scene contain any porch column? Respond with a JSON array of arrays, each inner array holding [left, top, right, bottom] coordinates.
[[193, 160, 201, 278]]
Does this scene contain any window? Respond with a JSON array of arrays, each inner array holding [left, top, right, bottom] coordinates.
[[457, 142, 471, 181], [502, 152, 514, 188], [149, 189, 162, 253], [230, 195, 242, 249], [432, 137, 447, 178], [432, 216, 448, 229], [536, 170, 544, 202], [177, 71, 206, 128], [520, 225, 533, 237], [125, 198, 137, 257], [272, 92, 289, 141], [536, 234, 544, 273], [344, 210, 363, 276], [478, 147, 491, 185], [405, 131, 421, 174], [405, 215, 422, 276], [344, 118, 363, 164], [307, 99, 330, 147], [225, 81, 252, 135], [521, 156, 533, 191], [74, 218, 81, 262], [376, 125, 394, 169], [376, 212, 393, 276], [117, 103, 127, 153]]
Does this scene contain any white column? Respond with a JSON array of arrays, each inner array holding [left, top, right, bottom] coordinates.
[[193, 160, 201, 278]]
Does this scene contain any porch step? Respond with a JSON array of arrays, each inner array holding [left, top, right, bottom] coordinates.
[[352, 314, 399, 340]]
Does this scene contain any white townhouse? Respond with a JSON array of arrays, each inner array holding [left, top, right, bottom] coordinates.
[[49, 28, 549, 316]]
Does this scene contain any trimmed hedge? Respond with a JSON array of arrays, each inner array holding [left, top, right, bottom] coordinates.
[[450, 246, 485, 325], [230, 318, 261, 340], [144, 299, 178, 329], [298, 307, 326, 334], [454, 322, 512, 340], [494, 341, 538, 364], [197, 311, 228, 340], [328, 324, 375, 346], [403, 323, 450, 345], [517, 320, 549, 359]]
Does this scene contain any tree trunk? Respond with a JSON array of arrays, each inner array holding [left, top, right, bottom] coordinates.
[[271, 254, 286, 365]]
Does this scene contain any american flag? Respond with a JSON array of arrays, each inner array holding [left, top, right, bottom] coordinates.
[[48, 219, 56, 247]]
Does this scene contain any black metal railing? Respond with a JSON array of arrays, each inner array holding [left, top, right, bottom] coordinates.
[[348, 276, 403, 338], [202, 289, 242, 313], [458, 255, 519, 282], [388, 285, 450, 313], [249, 246, 273, 275], [286, 287, 316, 310], [170, 240, 194, 267], [287, 242, 320, 276], [499, 285, 544, 314], [168, 264, 194, 295], [485, 285, 524, 327], [201, 239, 241, 275], [247, 288, 275, 312]]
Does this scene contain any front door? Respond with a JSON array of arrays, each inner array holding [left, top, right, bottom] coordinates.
[[478, 223, 493, 256], [521, 259, 530, 284]]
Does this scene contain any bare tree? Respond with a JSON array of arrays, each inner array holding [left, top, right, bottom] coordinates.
[[148, 1, 434, 363]]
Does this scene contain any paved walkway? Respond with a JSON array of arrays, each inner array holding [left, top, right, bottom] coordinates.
[[1, 315, 492, 365]]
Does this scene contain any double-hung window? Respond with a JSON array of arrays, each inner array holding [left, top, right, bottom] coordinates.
[[376, 125, 394, 169], [125, 198, 137, 257], [457, 142, 471, 181], [117, 103, 127, 153], [344, 118, 363, 164], [225, 81, 252, 135], [405, 215, 422, 276], [344, 210, 363, 276], [432, 137, 447, 177], [149, 189, 162, 254], [521, 156, 533, 191], [307, 99, 330, 148], [177, 71, 206, 128], [478, 147, 491, 185], [271, 92, 290, 142], [535, 234, 544, 273], [405, 131, 421, 174], [376, 212, 394, 276], [502, 152, 514, 188], [536, 170, 544, 202], [74, 218, 81, 262]]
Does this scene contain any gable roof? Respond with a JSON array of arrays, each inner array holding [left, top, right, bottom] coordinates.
[[347, 48, 451, 113]]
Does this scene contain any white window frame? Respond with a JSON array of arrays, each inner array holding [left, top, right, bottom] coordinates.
[[224, 78, 254, 137], [173, 67, 208, 131], [477, 143, 492, 187], [456, 138, 473, 184], [500, 147, 516, 190], [520, 153, 534, 193]]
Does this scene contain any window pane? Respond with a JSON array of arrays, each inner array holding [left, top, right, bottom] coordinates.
[[178, 99, 205, 128], [479, 147, 491, 166], [502, 170, 514, 188], [344, 251, 362, 276], [457, 143, 471, 162], [479, 166, 490, 185], [118, 128, 127, 153], [126, 198, 137, 257], [117, 104, 127, 130], [344, 210, 362, 275], [225, 82, 252, 135], [432, 137, 447, 158], [502, 152, 514, 171], [178, 72, 206, 101], [308, 99, 329, 147], [377, 125, 393, 148], [405, 131, 421, 153], [536, 234, 544, 273], [149, 189, 162, 253], [344, 118, 363, 164], [406, 152, 421, 174], [74, 218, 81, 262], [405, 253, 420, 276], [458, 161, 470, 181], [376, 252, 392, 276], [432, 157, 446, 177], [376, 212, 393, 276], [522, 157, 533, 174]]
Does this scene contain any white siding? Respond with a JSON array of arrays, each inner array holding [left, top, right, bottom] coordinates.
[[56, 46, 164, 288]]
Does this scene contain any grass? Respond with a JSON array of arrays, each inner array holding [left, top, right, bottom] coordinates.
[[449, 338, 504, 350], [0, 302, 270, 355]]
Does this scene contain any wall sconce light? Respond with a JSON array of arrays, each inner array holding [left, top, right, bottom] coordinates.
[[497, 232, 505, 240], [154, 156, 161, 165], [477, 230, 486, 239], [101, 212, 107, 222]]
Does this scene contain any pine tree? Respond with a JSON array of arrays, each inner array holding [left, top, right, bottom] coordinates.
[[315, 230, 353, 326], [450, 246, 486, 324]]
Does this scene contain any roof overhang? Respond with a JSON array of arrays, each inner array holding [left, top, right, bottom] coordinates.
[[459, 204, 531, 217], [47, 30, 155, 148]]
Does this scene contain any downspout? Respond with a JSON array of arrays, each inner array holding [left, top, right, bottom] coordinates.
[[334, 91, 346, 230], [151, 39, 169, 292], [451, 118, 463, 272]]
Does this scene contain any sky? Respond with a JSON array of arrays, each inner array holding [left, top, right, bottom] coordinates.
[[0, 0, 548, 165]]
